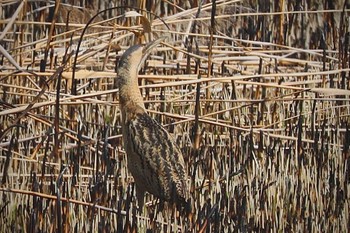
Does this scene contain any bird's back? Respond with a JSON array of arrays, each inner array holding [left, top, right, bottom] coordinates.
[[122, 104, 189, 207]]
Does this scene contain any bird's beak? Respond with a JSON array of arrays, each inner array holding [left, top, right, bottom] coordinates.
[[139, 37, 166, 66], [142, 37, 166, 54]]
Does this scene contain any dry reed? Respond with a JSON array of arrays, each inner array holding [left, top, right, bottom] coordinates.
[[0, 0, 349, 232]]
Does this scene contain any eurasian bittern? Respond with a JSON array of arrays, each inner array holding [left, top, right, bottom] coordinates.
[[117, 38, 190, 212]]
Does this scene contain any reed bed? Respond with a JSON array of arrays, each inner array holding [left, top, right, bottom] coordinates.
[[0, 0, 349, 232]]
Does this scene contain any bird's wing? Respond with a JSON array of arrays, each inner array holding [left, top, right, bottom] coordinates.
[[125, 111, 188, 202]]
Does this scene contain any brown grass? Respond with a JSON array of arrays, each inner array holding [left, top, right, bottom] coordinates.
[[0, 0, 349, 232]]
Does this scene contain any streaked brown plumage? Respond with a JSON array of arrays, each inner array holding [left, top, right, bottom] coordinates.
[[117, 39, 190, 212]]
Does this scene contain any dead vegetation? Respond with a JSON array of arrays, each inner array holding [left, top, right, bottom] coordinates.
[[0, 0, 349, 232]]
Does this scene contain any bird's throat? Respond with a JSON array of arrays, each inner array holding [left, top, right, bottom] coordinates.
[[119, 77, 145, 111]]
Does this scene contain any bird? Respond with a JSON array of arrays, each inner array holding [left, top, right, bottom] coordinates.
[[117, 38, 190, 213]]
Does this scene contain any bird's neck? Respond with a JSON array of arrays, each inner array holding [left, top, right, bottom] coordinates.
[[119, 70, 146, 111]]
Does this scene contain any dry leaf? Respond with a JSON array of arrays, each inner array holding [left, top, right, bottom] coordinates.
[[124, 11, 152, 33]]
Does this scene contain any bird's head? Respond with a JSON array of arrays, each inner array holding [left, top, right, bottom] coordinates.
[[117, 37, 165, 77]]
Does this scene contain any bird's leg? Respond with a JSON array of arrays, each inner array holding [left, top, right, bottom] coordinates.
[[149, 208, 156, 232], [136, 188, 145, 213], [131, 205, 138, 232], [149, 199, 162, 232], [158, 198, 164, 212]]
